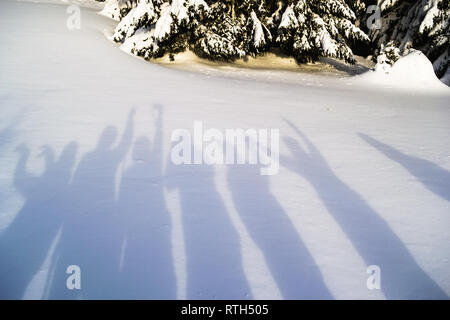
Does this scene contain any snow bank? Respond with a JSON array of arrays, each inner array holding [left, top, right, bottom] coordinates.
[[358, 50, 449, 91]]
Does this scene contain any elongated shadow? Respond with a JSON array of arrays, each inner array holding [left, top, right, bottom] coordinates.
[[0, 112, 23, 209], [0, 142, 77, 299], [116, 105, 176, 298], [227, 163, 332, 299], [46, 110, 135, 299], [0, 94, 23, 151], [166, 147, 252, 299], [0, 119, 16, 152], [359, 133, 450, 202], [281, 120, 448, 299]]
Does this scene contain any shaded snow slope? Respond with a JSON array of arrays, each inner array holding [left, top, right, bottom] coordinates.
[[0, 0, 449, 300]]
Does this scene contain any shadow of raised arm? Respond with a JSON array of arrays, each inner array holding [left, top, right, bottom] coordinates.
[[280, 120, 448, 299], [359, 133, 450, 202]]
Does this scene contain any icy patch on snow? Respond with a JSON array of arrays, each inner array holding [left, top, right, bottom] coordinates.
[[357, 50, 449, 91]]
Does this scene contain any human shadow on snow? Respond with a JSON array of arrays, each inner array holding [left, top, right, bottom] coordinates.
[[2, 105, 249, 299], [45, 109, 136, 299], [43, 106, 178, 299], [359, 133, 450, 202], [4, 110, 446, 299], [165, 145, 252, 299], [0, 142, 77, 299], [115, 105, 176, 299], [227, 161, 333, 299], [281, 120, 448, 299]]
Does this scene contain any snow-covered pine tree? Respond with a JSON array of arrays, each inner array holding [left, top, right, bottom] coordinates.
[[276, 0, 370, 63], [100, 0, 121, 20], [374, 40, 400, 73], [191, 2, 247, 61], [113, 0, 159, 43], [369, 0, 449, 80], [101, 0, 139, 21], [112, 0, 209, 59], [242, 0, 273, 54], [109, 0, 370, 63], [193, 0, 275, 60]]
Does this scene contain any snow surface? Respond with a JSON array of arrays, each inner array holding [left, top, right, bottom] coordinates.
[[358, 49, 449, 91], [0, 0, 449, 300]]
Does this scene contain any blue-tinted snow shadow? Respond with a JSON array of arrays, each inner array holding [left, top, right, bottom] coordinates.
[[0, 95, 25, 153], [359, 133, 450, 202], [227, 162, 332, 299], [40, 110, 135, 299], [281, 120, 448, 299], [165, 146, 252, 299], [1, 103, 251, 299], [0, 110, 23, 215], [0, 142, 77, 299], [43, 107, 177, 299], [0, 118, 16, 152], [114, 105, 175, 299], [0, 105, 178, 299]]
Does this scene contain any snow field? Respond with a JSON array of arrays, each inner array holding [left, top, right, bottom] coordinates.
[[0, 0, 449, 299]]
